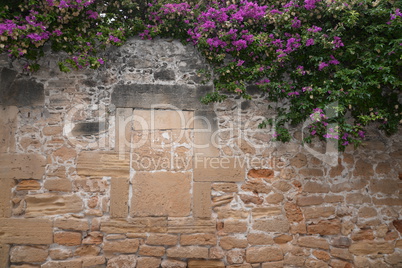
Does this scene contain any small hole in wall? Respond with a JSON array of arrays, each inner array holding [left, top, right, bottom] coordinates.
[[27, 112, 30, 118]]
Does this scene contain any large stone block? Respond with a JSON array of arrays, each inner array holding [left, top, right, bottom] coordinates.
[[115, 108, 133, 152], [10, 246, 48, 263], [0, 106, 18, 153], [133, 109, 194, 130], [111, 84, 213, 111], [193, 157, 246, 182], [193, 182, 211, 218], [101, 218, 168, 234], [0, 68, 44, 106], [0, 153, 46, 179], [193, 110, 220, 157], [110, 177, 129, 218], [25, 193, 83, 217], [0, 218, 53, 244], [0, 179, 14, 218], [130, 172, 191, 217], [76, 151, 130, 178]]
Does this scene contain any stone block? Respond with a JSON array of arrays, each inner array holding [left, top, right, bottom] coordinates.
[[0, 153, 46, 179], [16, 179, 41, 191], [303, 181, 330, 193], [166, 246, 208, 259], [261, 262, 284, 268], [212, 183, 238, 192], [0, 218, 53, 244], [101, 218, 168, 234], [77, 151, 130, 178], [44, 178, 72, 192], [106, 255, 137, 268], [193, 182, 211, 218], [54, 232, 82, 246], [0, 106, 18, 153], [296, 196, 324, 207], [154, 69, 175, 81], [50, 248, 73, 260], [247, 169, 274, 179], [193, 157, 245, 182], [188, 260, 225, 268], [226, 249, 246, 264], [161, 259, 187, 268], [146, 234, 178, 246], [307, 219, 341, 235], [115, 108, 133, 152], [0, 179, 14, 217], [72, 121, 107, 136], [41, 260, 82, 268], [137, 257, 162, 268], [330, 247, 353, 261], [133, 109, 193, 130], [253, 218, 290, 233], [168, 218, 216, 233], [302, 206, 335, 219], [274, 234, 293, 244], [54, 217, 89, 231], [0, 244, 9, 268], [138, 245, 165, 257], [10, 246, 48, 263], [349, 241, 394, 255], [111, 84, 213, 111], [131, 172, 191, 217], [220, 236, 248, 250], [193, 110, 220, 157], [252, 207, 282, 218], [247, 233, 274, 245], [81, 256, 106, 267], [180, 233, 217, 246], [0, 74, 44, 106], [110, 177, 129, 218], [25, 193, 83, 217], [103, 239, 140, 254], [370, 179, 399, 195], [246, 246, 283, 263], [220, 219, 248, 233], [297, 236, 329, 250]]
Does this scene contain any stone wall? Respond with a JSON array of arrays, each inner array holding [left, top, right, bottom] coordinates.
[[0, 37, 401, 268]]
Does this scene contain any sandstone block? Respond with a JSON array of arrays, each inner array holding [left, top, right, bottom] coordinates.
[[358, 207, 377, 218], [302, 206, 335, 219], [10, 246, 48, 263], [180, 233, 217, 246], [303, 181, 330, 193], [147, 234, 178, 246], [139, 245, 165, 257], [55, 217, 89, 231], [81, 256, 106, 267], [193, 157, 245, 182], [0, 179, 14, 217], [0, 153, 46, 179], [101, 218, 167, 234], [265, 193, 284, 204], [313, 250, 330, 261], [41, 260, 81, 268], [220, 219, 248, 233], [82, 231, 103, 245], [50, 248, 73, 260], [261, 262, 284, 268], [252, 207, 282, 219], [246, 246, 283, 263], [193, 182, 211, 218], [0, 244, 10, 268], [351, 229, 374, 241], [161, 259, 187, 268], [272, 180, 292, 192], [16, 179, 41, 191], [241, 178, 272, 194], [0, 218, 52, 244], [353, 159, 374, 177], [253, 218, 290, 233], [290, 153, 307, 168], [188, 260, 225, 268], [331, 237, 351, 248], [168, 218, 215, 234], [307, 219, 341, 235], [284, 202, 304, 222], [373, 197, 402, 206], [209, 246, 225, 259], [136, 257, 162, 268], [220, 236, 248, 250], [106, 254, 137, 268], [131, 172, 191, 217], [227, 249, 245, 264], [0, 106, 18, 153], [247, 168, 274, 179], [166, 246, 208, 258], [110, 177, 129, 218], [239, 194, 263, 205], [296, 196, 324, 207], [43, 126, 63, 136], [25, 193, 83, 217], [284, 254, 305, 267], [274, 234, 292, 244], [247, 233, 274, 245], [54, 232, 82, 246], [330, 247, 353, 261], [133, 109, 193, 130], [212, 183, 238, 192], [103, 239, 139, 254], [115, 108, 133, 152], [349, 241, 394, 255], [77, 151, 130, 178], [44, 178, 72, 192], [297, 236, 329, 250]]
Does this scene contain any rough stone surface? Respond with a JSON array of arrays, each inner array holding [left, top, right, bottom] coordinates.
[[246, 246, 283, 263], [0, 219, 53, 244], [0, 153, 46, 179], [25, 193, 83, 217], [106, 255, 137, 268]]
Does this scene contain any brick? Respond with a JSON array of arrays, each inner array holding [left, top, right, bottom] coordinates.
[[180, 233, 217, 245], [166, 246, 208, 258], [253, 218, 290, 233], [25, 193, 83, 217], [247, 168, 274, 179], [0, 106, 18, 153], [284, 202, 304, 222], [168, 218, 215, 233], [307, 219, 341, 235], [246, 246, 283, 263], [101, 218, 167, 233], [103, 239, 140, 254], [296, 196, 324, 206], [188, 260, 225, 268], [297, 236, 329, 250], [77, 151, 130, 178], [193, 182, 211, 218], [220, 236, 248, 250], [212, 183, 238, 192], [43, 178, 72, 192], [0, 179, 14, 217], [131, 172, 191, 217], [193, 157, 245, 182], [110, 177, 129, 218], [0, 219, 53, 244], [138, 245, 165, 257], [147, 234, 178, 246], [247, 233, 274, 245], [0, 153, 46, 179], [54, 232, 82, 246], [54, 217, 89, 231], [302, 206, 335, 219]]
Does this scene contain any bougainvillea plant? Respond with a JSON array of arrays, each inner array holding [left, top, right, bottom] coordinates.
[[1, 0, 401, 150]]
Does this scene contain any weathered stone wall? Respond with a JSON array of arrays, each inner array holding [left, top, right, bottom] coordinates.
[[0, 37, 401, 268]]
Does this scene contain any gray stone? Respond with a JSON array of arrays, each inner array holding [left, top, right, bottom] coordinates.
[[72, 122, 107, 136], [154, 69, 175, 81]]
